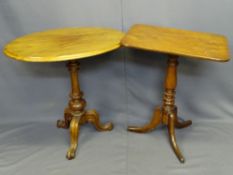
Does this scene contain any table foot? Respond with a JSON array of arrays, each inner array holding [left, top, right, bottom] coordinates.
[[175, 118, 192, 129], [128, 107, 161, 133], [83, 110, 113, 131], [57, 109, 73, 129], [57, 120, 66, 128], [168, 113, 185, 163], [66, 116, 80, 160]]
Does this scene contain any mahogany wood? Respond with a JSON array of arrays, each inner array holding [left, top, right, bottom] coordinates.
[[57, 61, 113, 160], [123, 24, 230, 163], [121, 24, 230, 62], [3, 27, 123, 161], [128, 55, 192, 163]]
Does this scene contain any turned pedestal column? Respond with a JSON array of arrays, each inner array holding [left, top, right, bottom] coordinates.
[[57, 61, 113, 160], [128, 55, 192, 163]]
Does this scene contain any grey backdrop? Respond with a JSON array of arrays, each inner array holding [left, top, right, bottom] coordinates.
[[0, 0, 233, 175]]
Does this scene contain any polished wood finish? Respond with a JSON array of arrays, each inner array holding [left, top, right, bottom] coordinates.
[[128, 55, 192, 163], [4, 27, 124, 62], [57, 61, 113, 160], [3, 27, 123, 160], [121, 24, 230, 62], [124, 24, 230, 163]]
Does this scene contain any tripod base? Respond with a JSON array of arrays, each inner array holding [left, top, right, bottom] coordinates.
[[57, 109, 113, 160], [128, 106, 191, 163]]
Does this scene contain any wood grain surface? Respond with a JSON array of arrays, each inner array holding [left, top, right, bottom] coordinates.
[[122, 24, 230, 62], [4, 27, 124, 62]]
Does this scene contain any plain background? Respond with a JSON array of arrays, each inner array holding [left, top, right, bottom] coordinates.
[[0, 0, 233, 174]]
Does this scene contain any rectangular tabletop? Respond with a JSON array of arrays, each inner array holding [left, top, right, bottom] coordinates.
[[121, 24, 230, 62]]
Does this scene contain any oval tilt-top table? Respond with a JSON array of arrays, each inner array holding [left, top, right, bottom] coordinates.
[[121, 24, 230, 163], [4, 27, 124, 160]]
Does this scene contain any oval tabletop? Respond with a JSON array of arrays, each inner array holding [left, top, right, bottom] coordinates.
[[4, 27, 124, 62]]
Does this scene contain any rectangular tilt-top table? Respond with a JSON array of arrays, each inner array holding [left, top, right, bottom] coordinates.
[[121, 24, 230, 163]]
